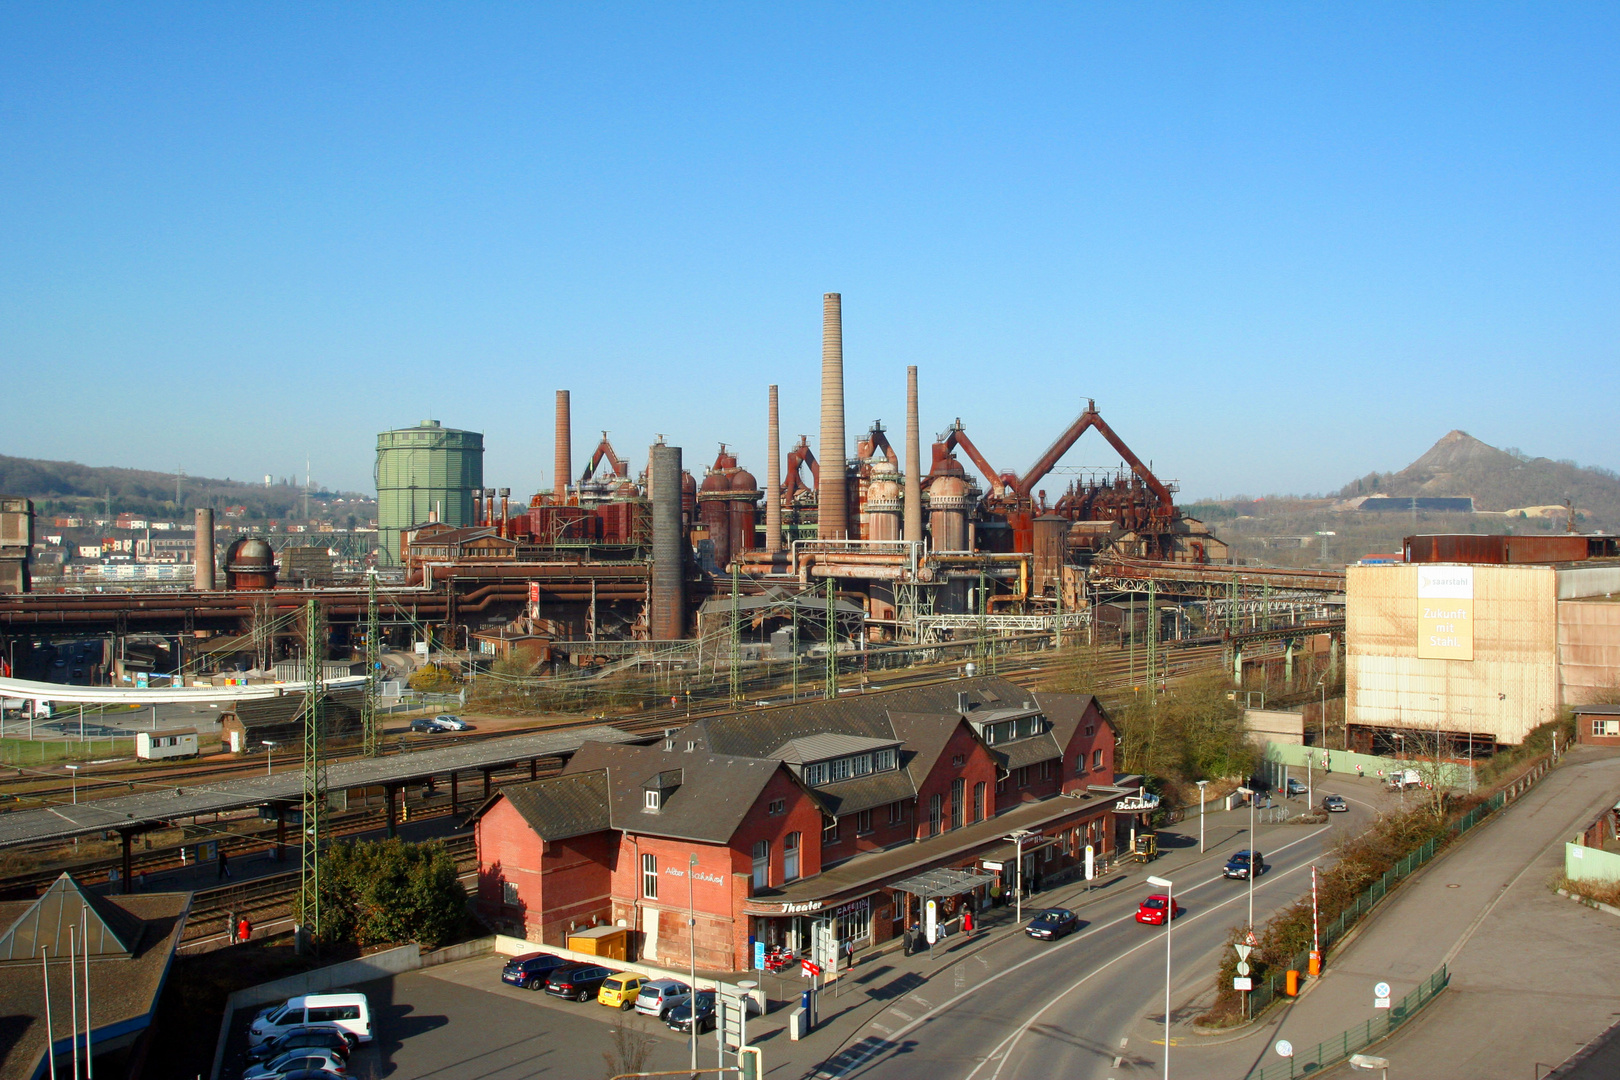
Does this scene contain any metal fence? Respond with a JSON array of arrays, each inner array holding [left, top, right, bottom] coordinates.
[[1245, 788, 1509, 1018], [1250, 965, 1450, 1080]]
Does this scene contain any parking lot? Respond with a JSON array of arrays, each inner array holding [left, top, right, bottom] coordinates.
[[220, 954, 763, 1080]]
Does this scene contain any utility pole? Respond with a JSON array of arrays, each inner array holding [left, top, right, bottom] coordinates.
[[1146, 579, 1158, 705], [298, 599, 325, 950], [363, 569, 380, 757], [791, 598, 800, 703], [825, 578, 837, 701], [729, 563, 741, 704], [977, 569, 988, 671]]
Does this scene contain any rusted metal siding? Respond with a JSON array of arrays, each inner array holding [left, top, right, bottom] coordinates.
[[1403, 534, 1589, 564]]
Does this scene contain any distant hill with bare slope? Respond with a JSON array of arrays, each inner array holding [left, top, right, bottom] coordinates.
[[1338, 431, 1620, 529]]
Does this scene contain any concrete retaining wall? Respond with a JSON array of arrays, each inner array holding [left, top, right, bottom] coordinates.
[[1263, 742, 1472, 788], [1566, 842, 1620, 884]]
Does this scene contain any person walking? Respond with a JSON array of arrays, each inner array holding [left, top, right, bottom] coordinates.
[[962, 907, 973, 937], [237, 916, 252, 943], [216, 848, 230, 881]]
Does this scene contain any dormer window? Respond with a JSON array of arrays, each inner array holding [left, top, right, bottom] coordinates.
[[644, 789, 661, 811]]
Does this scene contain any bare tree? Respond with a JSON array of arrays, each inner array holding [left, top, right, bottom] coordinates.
[[601, 1014, 656, 1079]]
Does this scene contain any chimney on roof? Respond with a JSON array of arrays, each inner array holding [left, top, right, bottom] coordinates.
[[957, 691, 971, 714]]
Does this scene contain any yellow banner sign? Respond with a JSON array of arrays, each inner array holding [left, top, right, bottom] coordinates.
[[1416, 566, 1473, 660]]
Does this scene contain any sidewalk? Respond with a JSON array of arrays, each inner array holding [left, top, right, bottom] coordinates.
[[1173, 746, 1620, 1079]]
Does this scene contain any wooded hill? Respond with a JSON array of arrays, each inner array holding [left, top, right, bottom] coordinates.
[[0, 454, 372, 523]]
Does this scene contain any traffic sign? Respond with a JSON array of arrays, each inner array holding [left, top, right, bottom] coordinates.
[[1236, 961, 1251, 976], [801, 959, 821, 977], [1233, 977, 1253, 991], [1235, 943, 1254, 961], [1373, 981, 1391, 998], [1276, 1040, 1293, 1058], [1244, 930, 1260, 948]]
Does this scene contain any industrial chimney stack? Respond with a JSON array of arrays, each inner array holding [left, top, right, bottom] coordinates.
[[766, 384, 783, 553], [819, 293, 848, 540], [904, 366, 923, 545], [649, 443, 685, 639], [555, 390, 572, 501], [194, 508, 215, 591]]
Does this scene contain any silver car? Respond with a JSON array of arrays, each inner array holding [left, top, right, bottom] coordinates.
[[242, 1048, 347, 1080], [634, 979, 692, 1018], [433, 714, 469, 731]]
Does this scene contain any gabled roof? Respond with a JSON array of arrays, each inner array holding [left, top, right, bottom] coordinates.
[[494, 770, 613, 841], [995, 732, 1064, 771], [810, 768, 917, 817], [886, 711, 973, 790], [1032, 692, 1107, 749], [0, 873, 143, 962], [564, 741, 783, 844]]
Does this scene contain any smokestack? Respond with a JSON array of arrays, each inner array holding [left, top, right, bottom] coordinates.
[[904, 366, 923, 545], [819, 293, 848, 540], [766, 385, 782, 553], [194, 508, 215, 591], [499, 488, 510, 533], [555, 390, 572, 502], [650, 443, 686, 639]]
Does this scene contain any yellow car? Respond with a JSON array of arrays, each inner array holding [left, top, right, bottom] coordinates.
[[597, 974, 646, 1011]]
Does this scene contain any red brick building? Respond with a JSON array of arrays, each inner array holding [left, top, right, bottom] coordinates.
[[472, 676, 1123, 972]]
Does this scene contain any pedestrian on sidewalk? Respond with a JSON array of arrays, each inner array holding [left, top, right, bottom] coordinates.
[[237, 916, 252, 943], [962, 908, 973, 936], [217, 848, 230, 881]]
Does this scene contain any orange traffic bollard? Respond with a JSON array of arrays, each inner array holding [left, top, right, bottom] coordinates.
[[1285, 969, 1300, 996], [1308, 951, 1321, 977]]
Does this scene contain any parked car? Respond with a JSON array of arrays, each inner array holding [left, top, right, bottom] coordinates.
[[241, 1048, 347, 1080], [434, 714, 470, 731], [1135, 894, 1183, 925], [410, 718, 442, 733], [244, 1028, 354, 1065], [634, 979, 693, 1018], [274, 1070, 347, 1080], [1322, 794, 1348, 813], [597, 974, 647, 1011], [1284, 777, 1308, 797], [1024, 907, 1080, 940], [1388, 769, 1422, 791], [666, 990, 717, 1034], [248, 994, 371, 1047], [1223, 850, 1267, 879], [501, 952, 570, 990], [546, 964, 616, 1002]]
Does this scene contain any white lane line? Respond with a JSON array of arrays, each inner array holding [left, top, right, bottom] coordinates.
[[871, 1022, 894, 1036], [889, 1010, 912, 1022], [822, 823, 1332, 1079]]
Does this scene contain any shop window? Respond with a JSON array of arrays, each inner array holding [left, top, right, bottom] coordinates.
[[641, 853, 658, 899], [856, 809, 873, 835], [784, 832, 801, 881], [950, 778, 965, 830], [752, 841, 770, 890], [972, 781, 986, 823]]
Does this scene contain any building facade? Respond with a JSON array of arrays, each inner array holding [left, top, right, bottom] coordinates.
[[472, 677, 1122, 972]]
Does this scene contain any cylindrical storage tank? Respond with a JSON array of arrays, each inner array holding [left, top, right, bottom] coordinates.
[[650, 444, 686, 639], [698, 468, 732, 571], [729, 469, 761, 558], [375, 420, 484, 567], [225, 537, 278, 590], [866, 461, 902, 542], [928, 473, 971, 552], [194, 508, 216, 591], [1033, 514, 1070, 597]]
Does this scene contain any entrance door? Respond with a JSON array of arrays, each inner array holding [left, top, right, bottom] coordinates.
[[641, 907, 659, 961]]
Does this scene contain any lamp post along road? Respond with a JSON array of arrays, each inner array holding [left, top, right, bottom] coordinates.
[[64, 764, 78, 804], [1007, 830, 1033, 926], [1147, 874, 1174, 1080], [263, 740, 277, 777], [689, 852, 699, 1074], [1195, 780, 1209, 853]]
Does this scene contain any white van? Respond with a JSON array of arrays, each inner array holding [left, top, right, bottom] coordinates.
[[248, 992, 372, 1046]]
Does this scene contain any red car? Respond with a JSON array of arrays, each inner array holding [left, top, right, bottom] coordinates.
[[1135, 894, 1183, 925]]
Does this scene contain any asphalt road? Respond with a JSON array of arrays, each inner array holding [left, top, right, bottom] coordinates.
[[820, 778, 1388, 1080]]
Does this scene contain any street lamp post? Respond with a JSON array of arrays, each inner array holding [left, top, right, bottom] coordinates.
[[64, 764, 79, 804], [262, 741, 277, 777], [1007, 830, 1033, 926], [1195, 780, 1209, 853], [1236, 786, 1256, 930], [688, 852, 699, 1074], [1147, 874, 1174, 1080]]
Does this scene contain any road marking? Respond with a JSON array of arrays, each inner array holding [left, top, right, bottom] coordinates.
[[818, 823, 1333, 1079], [871, 1022, 893, 1036], [889, 1010, 912, 1022]]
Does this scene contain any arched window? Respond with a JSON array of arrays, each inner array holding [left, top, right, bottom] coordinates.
[[784, 832, 801, 882], [752, 840, 770, 890], [973, 781, 986, 823]]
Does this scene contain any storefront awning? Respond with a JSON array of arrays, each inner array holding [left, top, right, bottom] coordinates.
[[889, 867, 996, 900]]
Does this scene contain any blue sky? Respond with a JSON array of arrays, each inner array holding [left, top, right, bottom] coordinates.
[[2, 4, 1616, 501]]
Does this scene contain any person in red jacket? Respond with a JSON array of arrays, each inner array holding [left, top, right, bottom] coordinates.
[[236, 916, 252, 943]]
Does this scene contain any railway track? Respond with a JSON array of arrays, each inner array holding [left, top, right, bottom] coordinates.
[[1, 636, 1240, 902]]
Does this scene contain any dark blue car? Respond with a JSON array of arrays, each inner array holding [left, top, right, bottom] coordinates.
[[501, 952, 569, 990]]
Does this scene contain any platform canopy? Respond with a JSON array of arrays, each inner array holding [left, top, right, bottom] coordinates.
[[888, 866, 995, 900]]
